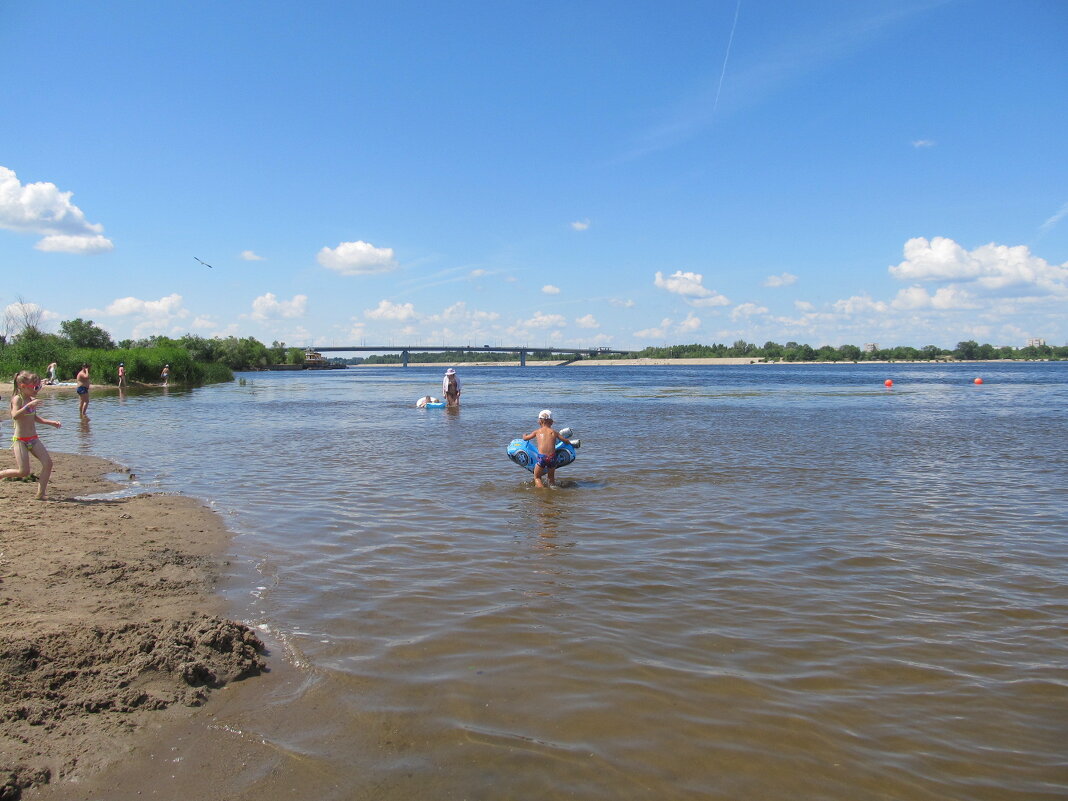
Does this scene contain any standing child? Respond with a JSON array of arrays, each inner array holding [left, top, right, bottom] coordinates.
[[522, 409, 576, 488], [76, 363, 91, 418], [117, 361, 126, 387], [46, 362, 58, 385], [161, 364, 170, 386], [442, 368, 461, 407], [0, 371, 62, 500]]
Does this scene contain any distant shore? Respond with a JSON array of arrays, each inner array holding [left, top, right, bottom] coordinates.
[[0, 453, 265, 798], [349, 357, 1044, 368]]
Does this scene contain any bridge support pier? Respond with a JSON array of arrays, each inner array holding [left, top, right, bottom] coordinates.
[[520, 350, 526, 367], [402, 349, 409, 367]]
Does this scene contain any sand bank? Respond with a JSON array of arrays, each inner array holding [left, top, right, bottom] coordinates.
[[0, 453, 264, 799]]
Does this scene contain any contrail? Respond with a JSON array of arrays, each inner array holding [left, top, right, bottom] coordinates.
[[711, 0, 743, 118]]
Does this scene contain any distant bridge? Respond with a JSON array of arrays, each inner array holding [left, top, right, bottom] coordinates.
[[303, 344, 636, 367]]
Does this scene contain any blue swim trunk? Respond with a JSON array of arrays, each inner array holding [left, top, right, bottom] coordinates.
[[76, 386, 88, 395], [535, 453, 558, 469]]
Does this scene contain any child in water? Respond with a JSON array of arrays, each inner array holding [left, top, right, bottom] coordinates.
[[0, 371, 62, 500], [522, 409, 576, 488]]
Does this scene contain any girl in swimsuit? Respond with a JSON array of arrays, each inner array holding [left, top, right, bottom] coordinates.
[[0, 371, 62, 500]]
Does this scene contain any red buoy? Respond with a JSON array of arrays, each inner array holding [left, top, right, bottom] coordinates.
[[884, 379, 893, 387], [974, 377, 983, 384]]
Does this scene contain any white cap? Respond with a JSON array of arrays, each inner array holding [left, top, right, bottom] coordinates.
[[445, 368, 456, 375], [538, 409, 552, 420]]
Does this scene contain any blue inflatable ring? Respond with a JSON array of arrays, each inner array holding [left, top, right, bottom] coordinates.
[[507, 439, 577, 473]]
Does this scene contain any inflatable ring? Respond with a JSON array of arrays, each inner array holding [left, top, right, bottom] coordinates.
[[506, 439, 577, 473]]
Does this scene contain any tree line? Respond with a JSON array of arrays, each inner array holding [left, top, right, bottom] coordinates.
[[619, 340, 1066, 362]]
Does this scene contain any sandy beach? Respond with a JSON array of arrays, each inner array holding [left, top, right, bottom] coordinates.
[[0, 453, 265, 799]]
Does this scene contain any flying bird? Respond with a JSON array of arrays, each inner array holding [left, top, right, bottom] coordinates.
[[194, 257, 213, 268]]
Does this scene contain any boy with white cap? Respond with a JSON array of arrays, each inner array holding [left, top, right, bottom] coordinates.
[[522, 409, 576, 488]]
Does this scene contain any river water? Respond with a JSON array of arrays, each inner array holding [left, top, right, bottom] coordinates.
[[44, 363, 1068, 800]]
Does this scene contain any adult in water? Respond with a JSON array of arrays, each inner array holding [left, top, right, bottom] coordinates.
[[442, 368, 461, 407]]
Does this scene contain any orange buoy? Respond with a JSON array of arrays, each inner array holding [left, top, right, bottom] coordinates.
[[884, 379, 893, 387], [974, 377, 983, 384]]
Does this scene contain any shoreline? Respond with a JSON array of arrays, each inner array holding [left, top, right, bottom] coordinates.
[[347, 357, 1042, 368], [0, 453, 265, 799]]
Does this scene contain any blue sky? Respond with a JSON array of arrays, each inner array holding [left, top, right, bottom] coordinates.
[[2, 0, 1065, 350]]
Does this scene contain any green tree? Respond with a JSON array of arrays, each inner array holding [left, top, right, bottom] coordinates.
[[955, 340, 981, 360], [59, 318, 115, 349]]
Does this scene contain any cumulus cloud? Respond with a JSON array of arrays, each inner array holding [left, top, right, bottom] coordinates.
[[634, 315, 700, 339], [318, 240, 398, 275], [241, 250, 265, 261], [570, 218, 591, 231], [731, 302, 769, 320], [891, 285, 977, 311], [889, 237, 1068, 296], [542, 284, 561, 295], [97, 293, 187, 319], [525, 311, 566, 329], [763, 272, 797, 288], [365, 299, 417, 321], [609, 298, 635, 308], [654, 270, 730, 307], [677, 313, 701, 332], [0, 166, 114, 253], [249, 293, 307, 320], [832, 294, 889, 315], [794, 300, 815, 311], [575, 314, 599, 329]]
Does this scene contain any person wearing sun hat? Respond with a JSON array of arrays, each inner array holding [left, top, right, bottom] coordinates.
[[442, 368, 461, 407]]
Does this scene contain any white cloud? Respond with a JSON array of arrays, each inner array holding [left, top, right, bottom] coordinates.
[[832, 294, 889, 315], [318, 240, 398, 275], [469, 268, 488, 278], [889, 237, 1068, 296], [763, 272, 797, 288], [912, 139, 936, 148], [249, 293, 307, 320], [1040, 202, 1068, 233], [677, 313, 701, 332], [98, 293, 187, 319], [428, 301, 499, 324], [794, 300, 815, 311], [609, 298, 635, 308], [542, 284, 561, 295], [575, 314, 599, 329], [365, 299, 417, 321], [654, 270, 730, 307], [634, 318, 672, 340], [241, 250, 265, 261], [891, 285, 977, 311], [731, 302, 769, 320], [526, 311, 566, 329], [570, 218, 591, 231], [0, 166, 114, 253]]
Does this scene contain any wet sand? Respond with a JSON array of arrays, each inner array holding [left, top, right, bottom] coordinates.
[[0, 453, 265, 799]]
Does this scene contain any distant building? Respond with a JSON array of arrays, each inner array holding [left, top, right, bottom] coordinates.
[[304, 350, 327, 366], [1026, 338, 1046, 348], [862, 343, 879, 353]]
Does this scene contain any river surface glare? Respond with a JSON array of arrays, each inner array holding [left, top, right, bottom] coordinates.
[[50, 363, 1068, 800]]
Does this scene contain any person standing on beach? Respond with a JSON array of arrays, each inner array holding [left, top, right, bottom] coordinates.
[[46, 362, 58, 385], [117, 362, 126, 387], [0, 371, 61, 500], [161, 364, 170, 387], [76, 363, 91, 419], [443, 368, 461, 407]]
